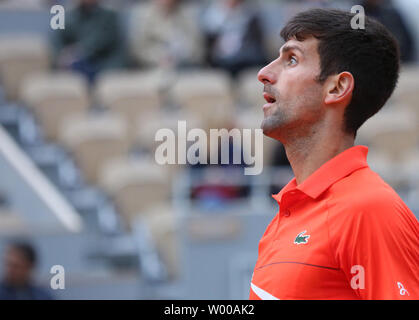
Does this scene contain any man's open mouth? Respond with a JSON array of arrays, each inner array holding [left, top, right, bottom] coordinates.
[[263, 92, 276, 103]]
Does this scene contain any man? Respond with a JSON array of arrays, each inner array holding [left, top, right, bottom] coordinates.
[[52, 0, 127, 83], [130, 0, 204, 69], [0, 242, 52, 300], [250, 8, 418, 300], [201, 0, 267, 76]]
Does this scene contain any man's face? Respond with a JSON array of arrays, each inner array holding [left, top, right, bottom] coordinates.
[[258, 37, 325, 142], [3, 247, 33, 286]]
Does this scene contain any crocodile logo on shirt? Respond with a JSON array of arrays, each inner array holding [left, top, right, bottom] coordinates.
[[294, 230, 310, 244]]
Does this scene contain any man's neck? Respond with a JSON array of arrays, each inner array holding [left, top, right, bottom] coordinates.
[[283, 130, 354, 185]]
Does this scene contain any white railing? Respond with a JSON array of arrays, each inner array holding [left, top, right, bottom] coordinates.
[[0, 125, 82, 233]]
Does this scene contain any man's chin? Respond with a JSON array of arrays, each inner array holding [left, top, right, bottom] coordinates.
[[261, 120, 279, 139], [261, 115, 288, 140]]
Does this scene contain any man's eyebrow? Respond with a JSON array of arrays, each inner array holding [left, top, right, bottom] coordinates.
[[279, 45, 305, 56]]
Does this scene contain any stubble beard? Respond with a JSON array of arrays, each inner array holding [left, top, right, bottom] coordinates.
[[261, 86, 324, 142], [261, 102, 290, 141]]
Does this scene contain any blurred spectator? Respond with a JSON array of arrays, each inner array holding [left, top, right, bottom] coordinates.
[[201, 0, 267, 77], [130, 0, 204, 69], [190, 137, 250, 210], [51, 0, 127, 83], [361, 0, 416, 63], [0, 241, 53, 300]]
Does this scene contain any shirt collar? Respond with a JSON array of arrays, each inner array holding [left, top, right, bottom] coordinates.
[[272, 145, 369, 203]]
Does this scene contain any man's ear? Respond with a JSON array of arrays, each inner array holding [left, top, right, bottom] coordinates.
[[324, 71, 354, 105]]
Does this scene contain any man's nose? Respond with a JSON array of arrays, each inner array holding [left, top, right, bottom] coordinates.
[[257, 62, 277, 85]]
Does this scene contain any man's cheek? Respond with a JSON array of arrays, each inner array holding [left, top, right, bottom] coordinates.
[[282, 79, 297, 95]]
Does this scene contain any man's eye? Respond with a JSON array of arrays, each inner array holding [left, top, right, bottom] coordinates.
[[288, 56, 297, 65]]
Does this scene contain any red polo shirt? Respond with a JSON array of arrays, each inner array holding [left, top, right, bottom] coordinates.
[[250, 145, 419, 300]]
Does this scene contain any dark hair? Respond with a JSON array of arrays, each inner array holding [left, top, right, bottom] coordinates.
[[280, 8, 400, 136], [9, 241, 37, 266]]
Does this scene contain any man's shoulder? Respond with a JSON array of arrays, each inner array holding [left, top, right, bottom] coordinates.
[[327, 167, 414, 220], [331, 166, 400, 200], [326, 168, 419, 244]]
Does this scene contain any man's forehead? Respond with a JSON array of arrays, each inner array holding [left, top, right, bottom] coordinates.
[[279, 37, 318, 55]]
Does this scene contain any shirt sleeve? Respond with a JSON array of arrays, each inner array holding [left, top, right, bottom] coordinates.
[[328, 196, 419, 300]]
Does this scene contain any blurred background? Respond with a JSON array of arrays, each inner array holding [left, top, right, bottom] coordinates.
[[0, 0, 417, 299]]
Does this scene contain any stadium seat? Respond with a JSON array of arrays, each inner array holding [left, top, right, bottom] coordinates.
[[391, 65, 419, 108], [366, 150, 402, 189], [358, 108, 418, 191], [98, 157, 171, 227], [0, 34, 49, 100], [357, 109, 418, 161], [170, 69, 234, 130], [400, 149, 419, 186], [59, 112, 129, 184], [135, 110, 203, 154], [139, 204, 179, 280], [19, 72, 90, 141], [93, 70, 163, 144]]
